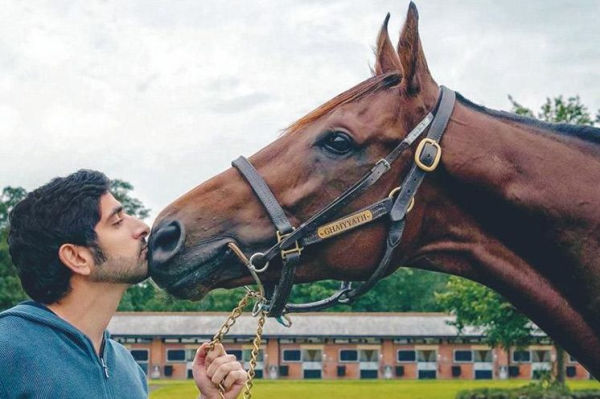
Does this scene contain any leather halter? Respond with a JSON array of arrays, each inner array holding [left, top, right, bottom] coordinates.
[[231, 86, 456, 323]]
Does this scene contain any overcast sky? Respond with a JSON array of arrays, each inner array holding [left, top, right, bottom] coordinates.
[[1, 1, 598, 223]]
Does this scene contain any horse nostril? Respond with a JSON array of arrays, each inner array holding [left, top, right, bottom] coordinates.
[[149, 220, 185, 267], [155, 223, 181, 252]]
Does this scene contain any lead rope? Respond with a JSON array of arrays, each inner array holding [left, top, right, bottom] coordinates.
[[206, 242, 269, 399]]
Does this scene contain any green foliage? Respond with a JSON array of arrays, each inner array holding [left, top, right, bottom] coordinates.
[[110, 179, 151, 220], [118, 262, 450, 313], [0, 187, 28, 310], [0, 186, 27, 229], [436, 276, 533, 352], [508, 95, 597, 126], [455, 380, 600, 399], [0, 227, 27, 309], [117, 267, 450, 313], [118, 284, 249, 312], [286, 268, 449, 312], [348, 268, 449, 312], [508, 95, 535, 118], [120, 267, 449, 312]]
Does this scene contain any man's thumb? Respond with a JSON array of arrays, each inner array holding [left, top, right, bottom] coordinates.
[[194, 343, 210, 367]]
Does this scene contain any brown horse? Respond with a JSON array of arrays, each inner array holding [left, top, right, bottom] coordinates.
[[148, 3, 600, 377]]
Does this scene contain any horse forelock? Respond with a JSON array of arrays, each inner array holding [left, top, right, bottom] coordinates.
[[283, 72, 402, 136]]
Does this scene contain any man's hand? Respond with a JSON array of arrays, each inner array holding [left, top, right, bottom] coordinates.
[[193, 342, 248, 399]]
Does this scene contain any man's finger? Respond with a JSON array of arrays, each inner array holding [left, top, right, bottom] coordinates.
[[206, 354, 237, 378], [205, 342, 226, 366], [194, 342, 211, 367], [223, 369, 248, 390], [211, 361, 242, 386]]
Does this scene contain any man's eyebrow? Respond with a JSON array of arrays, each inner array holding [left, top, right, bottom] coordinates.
[[106, 205, 124, 221]]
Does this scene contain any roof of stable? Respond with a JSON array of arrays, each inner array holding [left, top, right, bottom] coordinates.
[[107, 312, 491, 338]]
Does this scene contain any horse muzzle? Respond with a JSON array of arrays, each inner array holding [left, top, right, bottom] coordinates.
[[148, 220, 250, 299], [148, 219, 186, 267]]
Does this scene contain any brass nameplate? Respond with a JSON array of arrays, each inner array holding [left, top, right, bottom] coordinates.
[[317, 210, 373, 239]]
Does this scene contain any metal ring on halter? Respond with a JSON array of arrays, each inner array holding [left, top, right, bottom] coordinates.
[[334, 281, 354, 304], [226, 243, 266, 296], [245, 266, 265, 297], [387, 186, 415, 213], [276, 314, 292, 327], [248, 252, 270, 273], [336, 290, 353, 304], [252, 300, 266, 317]]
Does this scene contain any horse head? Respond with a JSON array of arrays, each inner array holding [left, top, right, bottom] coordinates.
[[148, 4, 440, 300], [148, 2, 600, 376]]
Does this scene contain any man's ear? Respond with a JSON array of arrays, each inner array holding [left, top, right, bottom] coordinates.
[[58, 243, 94, 276]]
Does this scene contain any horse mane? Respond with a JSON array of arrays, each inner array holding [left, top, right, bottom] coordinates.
[[284, 72, 402, 135], [284, 80, 600, 146], [455, 92, 600, 145]]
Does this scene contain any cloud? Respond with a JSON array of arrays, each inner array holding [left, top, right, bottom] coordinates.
[[0, 1, 598, 223], [206, 92, 273, 113]]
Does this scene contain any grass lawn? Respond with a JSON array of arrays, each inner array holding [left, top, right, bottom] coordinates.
[[149, 379, 600, 399]]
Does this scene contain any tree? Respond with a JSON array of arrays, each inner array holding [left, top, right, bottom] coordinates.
[[110, 179, 151, 220], [0, 187, 29, 310], [0, 187, 27, 230], [508, 94, 597, 126], [286, 268, 448, 312], [435, 276, 533, 356]]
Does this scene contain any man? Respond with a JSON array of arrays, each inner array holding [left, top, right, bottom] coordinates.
[[0, 170, 246, 399]]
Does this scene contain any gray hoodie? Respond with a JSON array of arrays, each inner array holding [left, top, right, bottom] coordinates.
[[0, 301, 147, 398]]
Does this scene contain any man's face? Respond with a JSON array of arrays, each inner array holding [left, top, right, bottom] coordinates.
[[91, 192, 150, 284]]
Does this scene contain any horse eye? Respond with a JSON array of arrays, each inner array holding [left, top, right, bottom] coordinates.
[[319, 131, 355, 155]]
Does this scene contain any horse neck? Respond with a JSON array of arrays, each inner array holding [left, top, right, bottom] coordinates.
[[440, 98, 600, 271], [410, 98, 600, 374]]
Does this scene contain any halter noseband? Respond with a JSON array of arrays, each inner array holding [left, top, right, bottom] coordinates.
[[231, 86, 456, 324]]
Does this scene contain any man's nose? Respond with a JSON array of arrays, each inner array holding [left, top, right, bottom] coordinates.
[[132, 217, 150, 240], [148, 220, 185, 267]]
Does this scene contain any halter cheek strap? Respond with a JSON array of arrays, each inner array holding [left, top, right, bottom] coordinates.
[[231, 86, 456, 321], [232, 156, 301, 317]]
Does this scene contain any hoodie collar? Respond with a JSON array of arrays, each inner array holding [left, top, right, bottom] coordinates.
[[1, 301, 111, 358]]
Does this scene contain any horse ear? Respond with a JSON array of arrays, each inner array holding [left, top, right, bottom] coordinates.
[[397, 2, 432, 93], [374, 13, 401, 75]]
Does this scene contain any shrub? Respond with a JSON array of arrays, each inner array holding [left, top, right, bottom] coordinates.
[[456, 382, 600, 399]]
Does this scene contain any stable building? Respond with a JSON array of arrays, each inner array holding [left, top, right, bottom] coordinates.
[[107, 312, 591, 381]]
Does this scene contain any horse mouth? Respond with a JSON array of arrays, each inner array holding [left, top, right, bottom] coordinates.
[[148, 237, 251, 300]]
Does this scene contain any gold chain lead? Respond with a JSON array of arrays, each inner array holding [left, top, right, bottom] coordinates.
[[207, 290, 266, 399], [244, 310, 266, 399]]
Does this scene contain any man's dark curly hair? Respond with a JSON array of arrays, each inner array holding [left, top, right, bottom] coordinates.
[[8, 169, 110, 304]]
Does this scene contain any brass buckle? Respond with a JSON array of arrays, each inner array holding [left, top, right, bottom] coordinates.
[[415, 138, 442, 172], [388, 187, 415, 213], [277, 230, 303, 260]]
